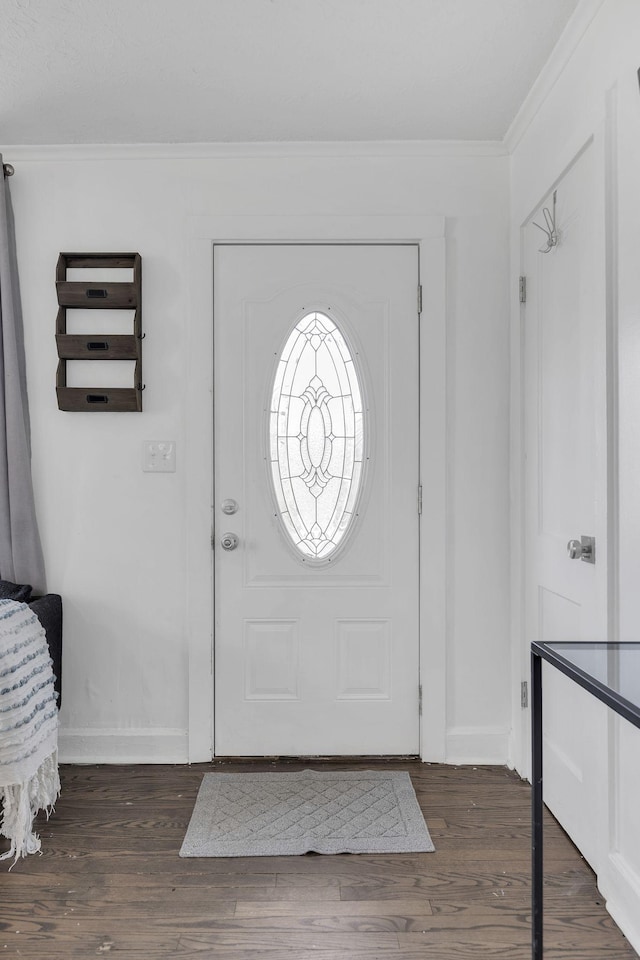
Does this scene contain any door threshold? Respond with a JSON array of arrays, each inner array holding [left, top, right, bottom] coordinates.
[[212, 755, 421, 765]]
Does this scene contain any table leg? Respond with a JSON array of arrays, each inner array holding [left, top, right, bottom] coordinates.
[[532, 650, 543, 959]]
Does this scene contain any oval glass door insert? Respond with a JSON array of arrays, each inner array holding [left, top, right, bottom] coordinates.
[[269, 311, 365, 561]]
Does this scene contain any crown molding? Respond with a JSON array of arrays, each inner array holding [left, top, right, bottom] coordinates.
[[504, 0, 606, 153], [6, 0, 605, 168], [3, 139, 508, 164]]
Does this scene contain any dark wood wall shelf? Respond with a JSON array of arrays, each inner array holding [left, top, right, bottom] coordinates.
[[55, 252, 143, 411]]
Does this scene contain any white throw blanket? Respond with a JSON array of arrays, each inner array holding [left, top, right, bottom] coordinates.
[[0, 598, 59, 864]]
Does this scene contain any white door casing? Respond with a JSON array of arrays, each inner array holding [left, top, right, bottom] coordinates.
[[213, 243, 420, 756], [522, 139, 609, 867]]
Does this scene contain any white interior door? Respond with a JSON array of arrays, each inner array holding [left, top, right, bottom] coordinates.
[[214, 244, 420, 756], [523, 141, 608, 867]]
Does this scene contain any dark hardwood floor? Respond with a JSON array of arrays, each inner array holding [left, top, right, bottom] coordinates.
[[1, 760, 637, 958]]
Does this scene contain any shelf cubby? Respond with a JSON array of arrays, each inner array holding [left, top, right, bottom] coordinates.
[[55, 252, 143, 411]]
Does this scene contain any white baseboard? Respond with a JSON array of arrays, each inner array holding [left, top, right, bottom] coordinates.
[[59, 727, 189, 764], [445, 726, 510, 765], [599, 853, 640, 956], [58, 725, 509, 767]]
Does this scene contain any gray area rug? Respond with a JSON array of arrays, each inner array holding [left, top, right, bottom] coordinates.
[[179, 769, 434, 857]]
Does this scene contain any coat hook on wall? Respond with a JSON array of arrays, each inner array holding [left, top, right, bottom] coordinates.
[[533, 190, 558, 253]]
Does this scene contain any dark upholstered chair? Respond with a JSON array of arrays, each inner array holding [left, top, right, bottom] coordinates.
[[0, 581, 63, 706]]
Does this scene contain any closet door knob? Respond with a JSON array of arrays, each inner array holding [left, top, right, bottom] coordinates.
[[567, 536, 595, 564]]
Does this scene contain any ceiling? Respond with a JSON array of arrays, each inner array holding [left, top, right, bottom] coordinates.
[[0, 0, 582, 145]]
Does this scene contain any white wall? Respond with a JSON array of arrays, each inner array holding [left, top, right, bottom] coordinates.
[[510, 0, 640, 951], [7, 144, 511, 765]]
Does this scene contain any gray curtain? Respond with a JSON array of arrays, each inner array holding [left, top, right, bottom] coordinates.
[[0, 158, 46, 593]]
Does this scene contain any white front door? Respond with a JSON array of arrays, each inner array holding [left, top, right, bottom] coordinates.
[[523, 141, 608, 867], [213, 244, 420, 756]]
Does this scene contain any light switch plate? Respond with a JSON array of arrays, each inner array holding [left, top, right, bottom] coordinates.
[[143, 441, 176, 472]]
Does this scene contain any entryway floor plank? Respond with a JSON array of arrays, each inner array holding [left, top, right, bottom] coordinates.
[[0, 761, 636, 959]]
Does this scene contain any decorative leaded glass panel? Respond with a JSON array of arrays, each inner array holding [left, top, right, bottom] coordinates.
[[269, 312, 365, 560]]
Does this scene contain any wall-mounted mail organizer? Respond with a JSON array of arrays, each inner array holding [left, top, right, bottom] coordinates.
[[55, 252, 143, 411]]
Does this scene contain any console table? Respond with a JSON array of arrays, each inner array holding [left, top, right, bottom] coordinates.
[[530, 641, 640, 959]]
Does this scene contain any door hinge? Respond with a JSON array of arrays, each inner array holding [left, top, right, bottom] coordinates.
[[419, 684, 423, 716], [521, 680, 528, 709], [417, 484, 423, 515], [519, 276, 527, 304], [417, 284, 423, 314]]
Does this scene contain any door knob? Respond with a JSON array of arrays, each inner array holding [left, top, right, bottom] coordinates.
[[567, 535, 595, 564], [221, 532, 239, 551], [567, 539, 583, 559]]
